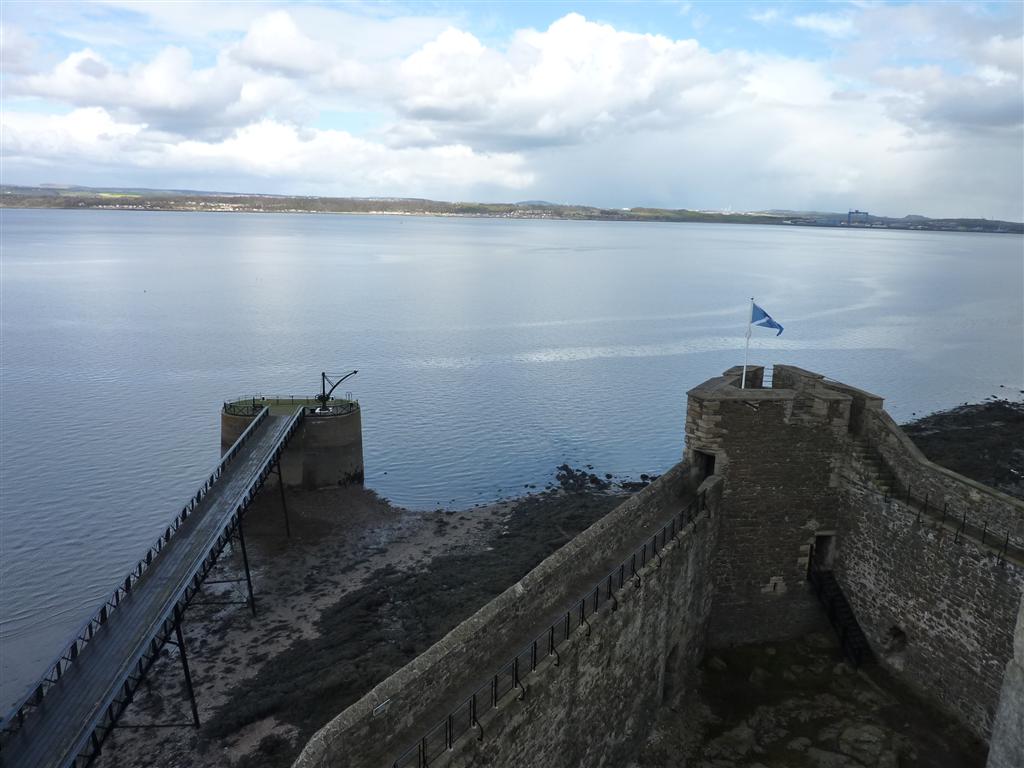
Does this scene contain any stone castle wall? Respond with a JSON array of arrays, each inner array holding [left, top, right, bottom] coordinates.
[[292, 365, 1024, 767], [862, 406, 1024, 549], [686, 365, 849, 646], [837, 482, 1024, 736], [988, 593, 1024, 768], [442, 484, 719, 768], [685, 364, 1023, 738], [294, 464, 719, 768]]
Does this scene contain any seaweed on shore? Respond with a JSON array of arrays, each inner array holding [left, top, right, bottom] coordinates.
[[205, 489, 624, 764], [902, 400, 1024, 499]]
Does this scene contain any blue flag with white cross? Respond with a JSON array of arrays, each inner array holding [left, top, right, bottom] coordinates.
[[751, 302, 784, 336]]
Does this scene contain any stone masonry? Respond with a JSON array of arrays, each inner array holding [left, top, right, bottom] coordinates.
[[294, 465, 720, 768], [988, 592, 1024, 767], [837, 480, 1024, 736], [687, 364, 1024, 739], [686, 365, 850, 645], [293, 365, 1024, 767]]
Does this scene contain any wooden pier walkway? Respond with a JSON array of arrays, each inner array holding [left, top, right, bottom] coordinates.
[[1, 407, 306, 768]]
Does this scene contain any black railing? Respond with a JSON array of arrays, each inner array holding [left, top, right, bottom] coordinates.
[[391, 490, 709, 768], [0, 404, 288, 739], [808, 564, 871, 667], [305, 402, 359, 417], [844, 468, 1023, 563], [888, 476, 1022, 558], [224, 395, 358, 417]]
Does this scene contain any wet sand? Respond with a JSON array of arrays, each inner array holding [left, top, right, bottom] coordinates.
[[93, 475, 630, 768]]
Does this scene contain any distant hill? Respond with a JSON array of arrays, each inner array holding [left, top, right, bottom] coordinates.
[[2, 185, 1020, 234]]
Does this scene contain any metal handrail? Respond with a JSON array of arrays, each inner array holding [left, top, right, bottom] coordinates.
[[842, 470, 1022, 563], [61, 405, 306, 764], [223, 394, 359, 405], [0, 405, 282, 736], [223, 395, 358, 417], [392, 489, 709, 768]]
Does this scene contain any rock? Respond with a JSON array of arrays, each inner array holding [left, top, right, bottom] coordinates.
[[877, 750, 899, 768], [814, 693, 844, 712], [749, 667, 769, 685], [703, 723, 757, 759], [765, 647, 777, 656], [805, 632, 834, 649], [806, 747, 859, 768], [838, 723, 888, 766], [707, 655, 728, 672], [817, 717, 852, 744], [833, 662, 853, 676], [792, 706, 819, 723], [890, 734, 917, 762], [787, 737, 812, 752], [747, 706, 787, 746]]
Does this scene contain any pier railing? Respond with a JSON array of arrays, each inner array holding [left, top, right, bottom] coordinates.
[[0, 405, 277, 738], [223, 395, 358, 417], [391, 490, 709, 768]]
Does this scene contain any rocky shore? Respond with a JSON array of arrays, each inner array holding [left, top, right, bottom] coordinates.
[[93, 469, 641, 768], [93, 400, 1023, 768]]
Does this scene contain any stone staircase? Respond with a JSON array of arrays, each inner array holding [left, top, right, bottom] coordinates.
[[849, 437, 896, 496], [809, 567, 873, 668]]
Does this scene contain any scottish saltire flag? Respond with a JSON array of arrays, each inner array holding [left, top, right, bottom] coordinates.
[[752, 303, 784, 336]]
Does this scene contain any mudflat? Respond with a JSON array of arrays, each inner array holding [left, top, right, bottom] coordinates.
[[92, 472, 631, 768]]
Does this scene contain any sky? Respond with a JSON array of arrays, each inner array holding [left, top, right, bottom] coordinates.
[[1, 1, 1022, 220]]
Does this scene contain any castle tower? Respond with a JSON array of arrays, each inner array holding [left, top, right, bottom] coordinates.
[[685, 364, 855, 644]]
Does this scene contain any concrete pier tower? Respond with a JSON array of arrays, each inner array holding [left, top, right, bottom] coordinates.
[[221, 394, 363, 489]]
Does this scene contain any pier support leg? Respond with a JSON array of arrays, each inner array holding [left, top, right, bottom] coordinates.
[[237, 516, 257, 617], [274, 461, 291, 538], [173, 606, 201, 728]]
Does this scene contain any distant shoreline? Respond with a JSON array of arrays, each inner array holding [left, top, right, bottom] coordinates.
[[3, 186, 1020, 234]]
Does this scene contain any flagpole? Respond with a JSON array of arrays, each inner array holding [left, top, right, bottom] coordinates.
[[741, 297, 754, 389]]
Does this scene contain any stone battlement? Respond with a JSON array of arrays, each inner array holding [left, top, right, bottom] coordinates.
[[293, 366, 1024, 768]]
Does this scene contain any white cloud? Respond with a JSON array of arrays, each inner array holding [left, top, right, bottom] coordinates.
[[229, 11, 333, 75], [0, 24, 37, 74], [391, 14, 745, 149], [0, 5, 1021, 219], [793, 13, 857, 39], [2, 108, 146, 165], [750, 9, 780, 26], [1, 109, 534, 194], [13, 46, 305, 138]]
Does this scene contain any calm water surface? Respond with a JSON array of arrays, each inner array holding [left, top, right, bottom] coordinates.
[[1, 209, 1021, 707]]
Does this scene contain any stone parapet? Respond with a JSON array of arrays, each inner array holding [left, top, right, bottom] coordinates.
[[862, 407, 1024, 549], [293, 464, 709, 768], [836, 481, 1024, 737]]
